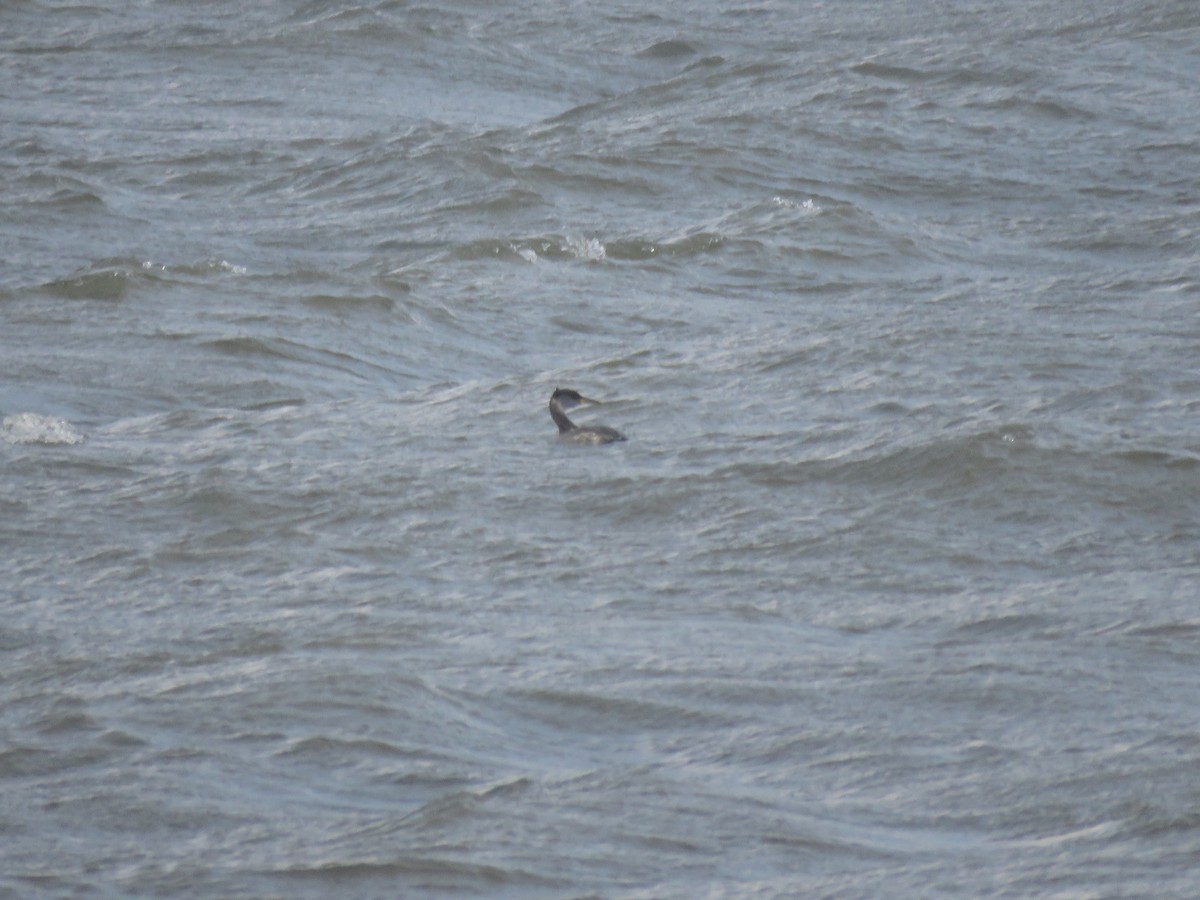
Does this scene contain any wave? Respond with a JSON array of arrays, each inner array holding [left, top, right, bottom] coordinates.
[[437, 229, 728, 266], [2, 412, 84, 445], [714, 421, 1200, 505], [396, 195, 829, 275], [39, 258, 247, 300], [19, 171, 106, 209], [42, 266, 132, 301]]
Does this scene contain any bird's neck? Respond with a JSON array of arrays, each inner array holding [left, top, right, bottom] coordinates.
[[549, 401, 576, 434]]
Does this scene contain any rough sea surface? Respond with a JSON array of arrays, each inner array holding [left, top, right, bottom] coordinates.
[[3, 1, 1199, 897]]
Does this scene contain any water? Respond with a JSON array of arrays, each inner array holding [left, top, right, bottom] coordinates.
[[3, 1, 1199, 896]]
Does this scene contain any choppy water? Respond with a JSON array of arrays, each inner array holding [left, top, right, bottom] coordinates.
[[4, 1, 1200, 897]]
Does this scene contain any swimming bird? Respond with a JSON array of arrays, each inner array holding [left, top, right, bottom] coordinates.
[[548, 387, 626, 445]]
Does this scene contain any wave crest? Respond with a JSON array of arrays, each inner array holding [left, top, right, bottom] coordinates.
[[2, 413, 84, 445]]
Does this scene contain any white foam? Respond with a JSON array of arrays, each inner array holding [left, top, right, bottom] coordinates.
[[2, 412, 84, 445], [140, 258, 248, 276], [771, 195, 822, 212], [562, 235, 607, 261]]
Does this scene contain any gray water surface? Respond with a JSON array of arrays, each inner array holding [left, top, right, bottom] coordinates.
[[3, 1, 1200, 896]]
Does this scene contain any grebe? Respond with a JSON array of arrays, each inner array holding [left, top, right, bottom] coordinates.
[[548, 387, 626, 445]]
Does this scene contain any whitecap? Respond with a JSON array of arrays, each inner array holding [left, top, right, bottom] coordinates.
[[562, 235, 607, 261], [2, 412, 84, 445], [771, 195, 822, 212]]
